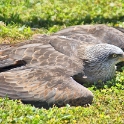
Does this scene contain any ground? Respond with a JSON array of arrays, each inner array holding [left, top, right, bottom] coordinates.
[[0, 0, 124, 123]]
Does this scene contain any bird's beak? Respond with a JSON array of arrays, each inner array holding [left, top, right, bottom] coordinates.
[[120, 52, 124, 61]]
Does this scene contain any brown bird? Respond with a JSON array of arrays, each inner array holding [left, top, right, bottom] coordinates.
[[0, 24, 124, 108], [53, 24, 124, 70], [53, 24, 124, 50]]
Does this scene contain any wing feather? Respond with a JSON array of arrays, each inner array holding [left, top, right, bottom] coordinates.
[[53, 24, 124, 50], [0, 39, 88, 108], [0, 68, 93, 108]]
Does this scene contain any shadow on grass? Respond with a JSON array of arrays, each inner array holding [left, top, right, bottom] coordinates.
[[83, 81, 115, 90], [83, 75, 124, 91], [0, 13, 124, 29]]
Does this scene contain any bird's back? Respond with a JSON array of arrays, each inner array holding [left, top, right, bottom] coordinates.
[[53, 24, 124, 50]]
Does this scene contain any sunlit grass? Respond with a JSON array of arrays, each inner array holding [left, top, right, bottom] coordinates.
[[0, 0, 124, 123]]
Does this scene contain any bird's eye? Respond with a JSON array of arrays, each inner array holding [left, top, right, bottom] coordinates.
[[109, 53, 122, 59], [112, 54, 117, 58]]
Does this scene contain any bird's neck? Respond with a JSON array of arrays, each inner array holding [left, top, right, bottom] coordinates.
[[83, 62, 116, 84]]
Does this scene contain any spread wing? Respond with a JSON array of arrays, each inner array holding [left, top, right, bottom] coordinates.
[[0, 67, 93, 108], [0, 39, 93, 108], [0, 42, 82, 74], [53, 24, 124, 50]]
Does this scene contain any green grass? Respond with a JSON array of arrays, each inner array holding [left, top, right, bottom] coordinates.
[[0, 0, 124, 42], [0, 0, 124, 123]]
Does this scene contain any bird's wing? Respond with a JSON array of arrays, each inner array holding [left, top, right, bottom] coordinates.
[[53, 25, 99, 44], [49, 35, 82, 57], [53, 24, 124, 50], [114, 27, 124, 33], [0, 39, 91, 108], [0, 67, 93, 108], [0, 44, 12, 50], [15, 34, 82, 57], [0, 42, 83, 76]]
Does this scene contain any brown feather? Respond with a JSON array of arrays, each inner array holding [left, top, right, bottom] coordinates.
[[0, 68, 93, 108], [1, 24, 124, 108]]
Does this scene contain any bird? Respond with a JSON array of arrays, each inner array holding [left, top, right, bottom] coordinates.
[[0, 24, 124, 108]]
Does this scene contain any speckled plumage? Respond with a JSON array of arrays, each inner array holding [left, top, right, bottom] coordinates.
[[0, 24, 124, 108]]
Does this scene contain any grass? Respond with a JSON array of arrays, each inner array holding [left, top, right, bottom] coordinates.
[[0, 73, 124, 124], [0, 0, 124, 123], [1, 0, 124, 42]]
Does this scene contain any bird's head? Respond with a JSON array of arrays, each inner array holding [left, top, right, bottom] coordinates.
[[82, 43, 124, 83]]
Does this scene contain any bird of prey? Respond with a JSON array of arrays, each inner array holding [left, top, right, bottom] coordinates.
[[53, 24, 124, 82], [0, 24, 124, 108]]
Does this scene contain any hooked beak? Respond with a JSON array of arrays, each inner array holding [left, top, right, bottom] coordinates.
[[120, 52, 124, 61]]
